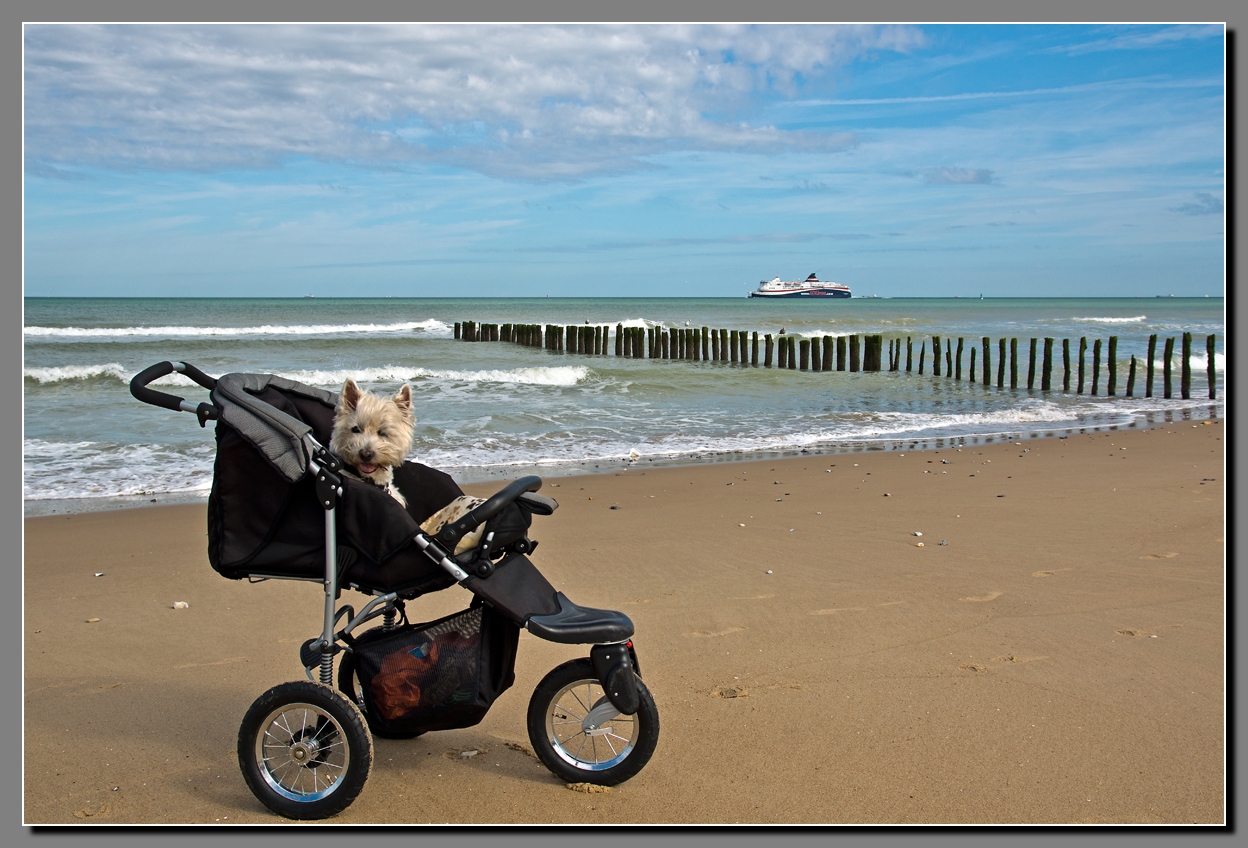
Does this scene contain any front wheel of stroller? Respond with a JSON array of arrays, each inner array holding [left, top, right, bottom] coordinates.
[[237, 680, 373, 820], [527, 658, 659, 786]]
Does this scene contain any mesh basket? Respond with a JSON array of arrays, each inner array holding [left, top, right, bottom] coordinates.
[[348, 604, 520, 736]]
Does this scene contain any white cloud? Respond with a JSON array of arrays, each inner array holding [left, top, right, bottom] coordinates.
[[1054, 24, 1223, 56], [915, 167, 994, 185], [23, 23, 925, 179]]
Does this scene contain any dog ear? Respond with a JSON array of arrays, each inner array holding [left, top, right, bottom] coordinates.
[[393, 383, 413, 413], [339, 378, 361, 412]]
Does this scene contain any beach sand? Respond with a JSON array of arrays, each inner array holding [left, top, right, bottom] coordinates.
[[24, 420, 1225, 824]]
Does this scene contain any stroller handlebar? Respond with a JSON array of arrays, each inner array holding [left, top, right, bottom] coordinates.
[[436, 475, 544, 548], [130, 361, 219, 425]]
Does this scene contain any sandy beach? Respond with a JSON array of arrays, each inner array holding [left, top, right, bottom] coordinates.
[[23, 420, 1225, 824]]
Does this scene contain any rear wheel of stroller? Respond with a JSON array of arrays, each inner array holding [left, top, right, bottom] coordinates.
[[336, 650, 425, 739], [527, 658, 659, 786], [237, 680, 373, 820]]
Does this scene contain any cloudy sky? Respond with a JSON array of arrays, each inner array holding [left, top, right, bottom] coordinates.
[[23, 23, 1225, 297]]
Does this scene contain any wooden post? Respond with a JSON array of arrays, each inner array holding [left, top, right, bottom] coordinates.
[[907, 336, 913, 372], [997, 339, 1005, 388], [837, 336, 847, 371], [1163, 337, 1174, 398], [1042, 338, 1053, 391], [616, 323, 624, 356], [777, 334, 788, 369], [955, 338, 964, 380], [789, 336, 798, 370], [765, 334, 774, 367], [919, 342, 926, 375], [932, 336, 941, 377], [982, 337, 991, 386], [1062, 339, 1071, 392], [753, 332, 760, 366], [1027, 338, 1037, 390], [1207, 334, 1216, 399], [1146, 334, 1157, 398], [701, 327, 709, 361], [661, 329, 669, 359], [811, 337, 821, 371], [636, 327, 645, 359], [735, 330, 744, 363], [1091, 338, 1101, 396], [849, 335, 860, 372], [1107, 336, 1118, 396], [454, 322, 461, 340], [1077, 337, 1086, 393], [800, 339, 811, 371], [1181, 332, 1192, 400], [1127, 355, 1137, 397], [823, 336, 832, 371], [741, 331, 749, 365], [1010, 338, 1018, 389], [970, 347, 976, 383], [945, 346, 952, 379], [863, 335, 880, 371], [711, 329, 719, 361]]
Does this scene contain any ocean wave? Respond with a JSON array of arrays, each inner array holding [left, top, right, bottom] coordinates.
[[284, 365, 591, 388], [1070, 316, 1148, 324], [25, 364, 202, 387], [23, 438, 216, 500], [24, 319, 453, 340]]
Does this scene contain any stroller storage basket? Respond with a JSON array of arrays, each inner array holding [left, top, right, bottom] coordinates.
[[346, 605, 520, 737]]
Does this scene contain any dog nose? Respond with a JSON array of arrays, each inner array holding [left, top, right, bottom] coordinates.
[[359, 448, 374, 461]]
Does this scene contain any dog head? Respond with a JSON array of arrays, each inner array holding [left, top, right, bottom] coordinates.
[[330, 378, 415, 483]]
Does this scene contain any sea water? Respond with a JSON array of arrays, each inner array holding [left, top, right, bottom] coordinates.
[[23, 297, 1225, 514]]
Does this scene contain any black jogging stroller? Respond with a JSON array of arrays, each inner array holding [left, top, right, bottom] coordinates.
[[130, 361, 659, 820]]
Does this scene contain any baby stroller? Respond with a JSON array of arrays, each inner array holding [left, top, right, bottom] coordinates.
[[130, 361, 659, 820]]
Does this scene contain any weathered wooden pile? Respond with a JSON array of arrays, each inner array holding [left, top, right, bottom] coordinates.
[[453, 321, 1218, 401]]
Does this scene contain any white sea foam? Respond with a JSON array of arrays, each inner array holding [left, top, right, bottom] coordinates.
[[1070, 316, 1148, 324], [24, 363, 592, 389], [24, 319, 453, 340], [25, 364, 201, 386], [282, 365, 591, 388], [23, 438, 215, 500]]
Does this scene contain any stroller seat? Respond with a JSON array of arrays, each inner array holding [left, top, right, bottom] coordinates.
[[525, 592, 634, 644]]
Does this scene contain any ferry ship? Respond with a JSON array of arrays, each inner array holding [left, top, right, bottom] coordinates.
[[749, 273, 851, 298]]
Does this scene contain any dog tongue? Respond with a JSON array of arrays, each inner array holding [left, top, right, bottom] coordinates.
[[358, 463, 377, 474]]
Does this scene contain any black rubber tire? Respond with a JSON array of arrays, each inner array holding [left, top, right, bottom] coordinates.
[[336, 650, 425, 740], [237, 680, 373, 820], [526, 658, 659, 786]]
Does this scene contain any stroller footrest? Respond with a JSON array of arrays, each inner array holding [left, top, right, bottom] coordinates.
[[525, 592, 634, 645]]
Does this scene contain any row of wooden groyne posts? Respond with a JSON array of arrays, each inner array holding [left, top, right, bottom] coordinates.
[[454, 320, 1219, 400]]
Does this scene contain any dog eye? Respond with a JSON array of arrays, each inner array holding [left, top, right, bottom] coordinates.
[[378, 430, 387, 438], [350, 426, 361, 434]]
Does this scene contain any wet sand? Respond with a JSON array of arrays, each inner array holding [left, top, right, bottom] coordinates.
[[23, 420, 1225, 824]]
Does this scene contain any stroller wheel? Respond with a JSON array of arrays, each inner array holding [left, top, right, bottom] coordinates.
[[527, 658, 659, 786], [336, 650, 426, 739], [237, 681, 373, 820]]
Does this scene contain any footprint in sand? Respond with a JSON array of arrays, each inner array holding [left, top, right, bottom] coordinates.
[[1116, 629, 1153, 637], [1032, 568, 1073, 578], [961, 591, 1002, 602], [711, 685, 749, 699], [1140, 552, 1179, 560], [730, 594, 776, 600], [959, 662, 989, 673], [878, 600, 906, 607], [809, 606, 868, 615], [684, 627, 744, 638]]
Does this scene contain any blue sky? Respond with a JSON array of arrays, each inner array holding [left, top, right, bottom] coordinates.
[[23, 23, 1225, 298]]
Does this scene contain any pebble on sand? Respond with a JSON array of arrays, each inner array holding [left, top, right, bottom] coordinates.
[[172, 601, 189, 609]]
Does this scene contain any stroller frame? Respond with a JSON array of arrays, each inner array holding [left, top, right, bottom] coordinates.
[[130, 361, 660, 819]]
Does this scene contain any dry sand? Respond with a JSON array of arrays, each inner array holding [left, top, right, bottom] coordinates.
[[24, 421, 1225, 824]]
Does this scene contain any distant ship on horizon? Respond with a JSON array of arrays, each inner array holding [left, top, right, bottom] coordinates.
[[748, 273, 851, 299]]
